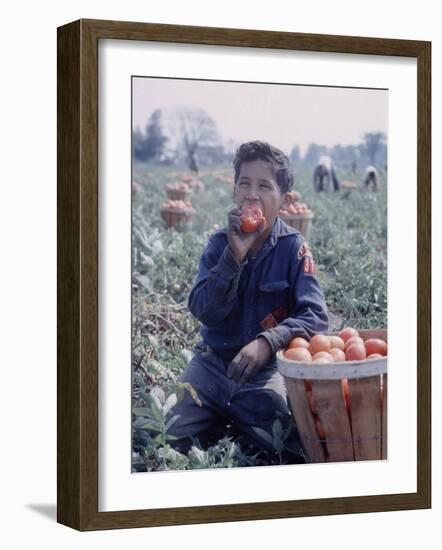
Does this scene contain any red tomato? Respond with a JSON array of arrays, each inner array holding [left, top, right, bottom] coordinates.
[[345, 343, 367, 361], [286, 190, 302, 204], [339, 327, 359, 342], [312, 356, 333, 364], [312, 351, 334, 362], [364, 338, 388, 356], [330, 348, 346, 362], [240, 206, 266, 233], [329, 335, 345, 350], [287, 336, 310, 350], [309, 334, 331, 355], [344, 336, 364, 350], [284, 347, 312, 362]]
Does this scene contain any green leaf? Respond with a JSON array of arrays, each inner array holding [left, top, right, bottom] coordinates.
[[165, 414, 180, 431], [273, 433, 285, 454], [138, 421, 161, 433], [133, 416, 152, 429], [272, 419, 283, 439], [151, 386, 165, 406], [252, 427, 274, 447], [135, 274, 152, 291], [150, 400, 164, 424], [132, 407, 150, 417], [163, 394, 178, 415], [133, 373, 145, 387], [180, 349, 192, 364]]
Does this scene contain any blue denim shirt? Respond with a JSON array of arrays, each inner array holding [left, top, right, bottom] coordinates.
[[188, 217, 329, 361]]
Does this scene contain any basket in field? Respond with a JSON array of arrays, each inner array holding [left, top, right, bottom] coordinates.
[[160, 205, 195, 231], [277, 329, 387, 463], [166, 188, 191, 201], [281, 212, 314, 240], [165, 183, 191, 201]]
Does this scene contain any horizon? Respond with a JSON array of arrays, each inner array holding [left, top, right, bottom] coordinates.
[[133, 76, 388, 157]]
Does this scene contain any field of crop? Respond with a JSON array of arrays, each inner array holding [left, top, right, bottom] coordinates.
[[131, 161, 387, 471]]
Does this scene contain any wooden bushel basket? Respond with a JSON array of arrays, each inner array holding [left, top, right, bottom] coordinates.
[[160, 207, 194, 231], [277, 329, 387, 463], [282, 212, 314, 240], [165, 188, 191, 201]]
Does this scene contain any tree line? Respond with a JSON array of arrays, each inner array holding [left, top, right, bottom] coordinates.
[[134, 108, 387, 171]]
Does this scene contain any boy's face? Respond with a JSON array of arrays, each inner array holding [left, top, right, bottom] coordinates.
[[234, 159, 287, 227]]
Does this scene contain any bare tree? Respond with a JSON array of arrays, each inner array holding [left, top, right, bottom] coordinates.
[[362, 132, 386, 166], [177, 108, 220, 173]]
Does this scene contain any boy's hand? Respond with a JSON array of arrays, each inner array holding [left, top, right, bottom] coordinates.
[[228, 337, 273, 384], [227, 207, 266, 264]]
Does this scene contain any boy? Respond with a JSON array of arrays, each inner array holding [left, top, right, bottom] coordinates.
[[169, 141, 329, 461]]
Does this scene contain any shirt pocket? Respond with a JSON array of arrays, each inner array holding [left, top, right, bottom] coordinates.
[[257, 280, 291, 328], [259, 280, 290, 293]]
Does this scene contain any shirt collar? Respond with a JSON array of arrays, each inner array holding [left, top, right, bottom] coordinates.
[[269, 216, 300, 246]]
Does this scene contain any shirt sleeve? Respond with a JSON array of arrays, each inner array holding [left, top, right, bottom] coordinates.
[[257, 237, 329, 353], [188, 235, 247, 326]]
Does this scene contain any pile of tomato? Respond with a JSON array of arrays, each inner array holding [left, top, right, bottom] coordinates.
[[160, 199, 194, 212], [278, 190, 313, 218], [166, 182, 191, 192], [176, 173, 205, 191], [284, 327, 387, 363]]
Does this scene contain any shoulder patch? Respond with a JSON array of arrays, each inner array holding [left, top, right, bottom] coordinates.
[[303, 256, 316, 275], [297, 241, 312, 260], [297, 241, 316, 274]]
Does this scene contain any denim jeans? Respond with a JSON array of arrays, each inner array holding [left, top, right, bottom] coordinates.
[[168, 342, 304, 460]]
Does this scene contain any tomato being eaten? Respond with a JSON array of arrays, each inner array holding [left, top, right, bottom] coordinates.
[[240, 206, 266, 233]]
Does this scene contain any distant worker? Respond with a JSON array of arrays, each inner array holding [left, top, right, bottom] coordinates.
[[363, 165, 379, 191], [313, 155, 340, 192]]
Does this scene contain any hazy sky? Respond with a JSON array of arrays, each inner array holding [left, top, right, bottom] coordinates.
[[133, 77, 388, 155]]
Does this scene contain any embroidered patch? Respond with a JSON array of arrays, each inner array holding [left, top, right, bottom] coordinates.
[[304, 256, 316, 275], [297, 242, 312, 260], [272, 306, 289, 323], [298, 241, 316, 275], [261, 313, 278, 330], [260, 307, 289, 330]]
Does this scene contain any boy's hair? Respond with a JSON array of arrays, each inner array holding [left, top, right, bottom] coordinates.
[[233, 140, 294, 193]]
